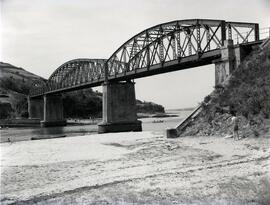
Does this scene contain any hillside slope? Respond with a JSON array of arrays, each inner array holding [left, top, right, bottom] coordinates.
[[183, 41, 270, 137], [0, 62, 43, 80], [0, 62, 44, 95], [0, 62, 45, 118]]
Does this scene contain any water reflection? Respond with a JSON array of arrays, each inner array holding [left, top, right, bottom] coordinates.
[[31, 126, 64, 135], [0, 124, 98, 143]]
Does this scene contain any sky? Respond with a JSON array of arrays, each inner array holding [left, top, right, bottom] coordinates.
[[1, 0, 270, 109]]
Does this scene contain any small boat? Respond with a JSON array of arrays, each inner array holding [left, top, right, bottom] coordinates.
[[31, 135, 66, 140], [152, 120, 164, 123]]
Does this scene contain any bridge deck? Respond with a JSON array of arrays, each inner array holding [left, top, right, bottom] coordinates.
[[31, 50, 221, 97]]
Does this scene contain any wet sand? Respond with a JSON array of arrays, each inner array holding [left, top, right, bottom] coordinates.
[[1, 131, 270, 204]]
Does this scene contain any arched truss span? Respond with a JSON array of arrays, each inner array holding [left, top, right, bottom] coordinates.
[[29, 19, 259, 97], [106, 19, 258, 77], [30, 59, 107, 96]]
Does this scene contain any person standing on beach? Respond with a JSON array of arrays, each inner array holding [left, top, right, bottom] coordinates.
[[231, 113, 240, 140]]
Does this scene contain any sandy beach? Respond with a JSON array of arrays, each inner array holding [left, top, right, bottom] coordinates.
[[1, 131, 270, 205]]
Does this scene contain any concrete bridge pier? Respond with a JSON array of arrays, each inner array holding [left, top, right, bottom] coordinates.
[[214, 39, 236, 85], [41, 94, 66, 127], [98, 81, 142, 133], [28, 96, 44, 120], [214, 39, 252, 85]]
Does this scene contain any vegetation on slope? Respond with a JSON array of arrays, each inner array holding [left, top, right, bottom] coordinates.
[[136, 100, 165, 114], [0, 62, 43, 119], [183, 42, 270, 137], [63, 90, 103, 118]]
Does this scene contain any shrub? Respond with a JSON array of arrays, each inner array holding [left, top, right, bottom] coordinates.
[[0, 102, 14, 119]]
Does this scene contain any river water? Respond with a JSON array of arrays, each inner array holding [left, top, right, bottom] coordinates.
[[0, 109, 192, 143]]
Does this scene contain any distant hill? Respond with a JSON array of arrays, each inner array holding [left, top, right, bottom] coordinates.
[[0, 62, 44, 95], [0, 62, 45, 118], [167, 107, 194, 111], [0, 62, 43, 80], [136, 100, 165, 114]]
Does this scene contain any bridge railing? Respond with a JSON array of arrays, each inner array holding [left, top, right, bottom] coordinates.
[[257, 27, 270, 39], [232, 27, 270, 44]]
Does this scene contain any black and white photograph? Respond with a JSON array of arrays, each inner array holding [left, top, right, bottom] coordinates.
[[1, 0, 270, 204]]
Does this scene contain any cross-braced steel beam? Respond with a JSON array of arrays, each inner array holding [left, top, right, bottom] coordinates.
[[29, 19, 260, 98]]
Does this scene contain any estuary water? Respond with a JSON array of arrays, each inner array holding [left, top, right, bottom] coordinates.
[[0, 109, 192, 143]]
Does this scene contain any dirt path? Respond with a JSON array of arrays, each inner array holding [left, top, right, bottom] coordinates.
[[1, 132, 270, 204]]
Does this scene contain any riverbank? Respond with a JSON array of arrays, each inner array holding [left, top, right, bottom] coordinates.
[[0, 118, 101, 128], [1, 131, 270, 204], [0, 112, 178, 128], [0, 118, 41, 128], [0, 108, 192, 130]]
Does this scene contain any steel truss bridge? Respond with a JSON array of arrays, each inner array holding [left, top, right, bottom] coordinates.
[[30, 19, 260, 97]]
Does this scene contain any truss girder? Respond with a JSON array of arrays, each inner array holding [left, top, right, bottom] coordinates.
[[29, 19, 259, 97], [30, 59, 107, 96], [106, 19, 258, 78]]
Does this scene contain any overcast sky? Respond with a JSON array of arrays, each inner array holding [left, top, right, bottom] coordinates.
[[1, 0, 270, 109]]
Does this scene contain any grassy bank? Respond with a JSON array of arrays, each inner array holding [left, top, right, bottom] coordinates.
[[183, 41, 270, 137]]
